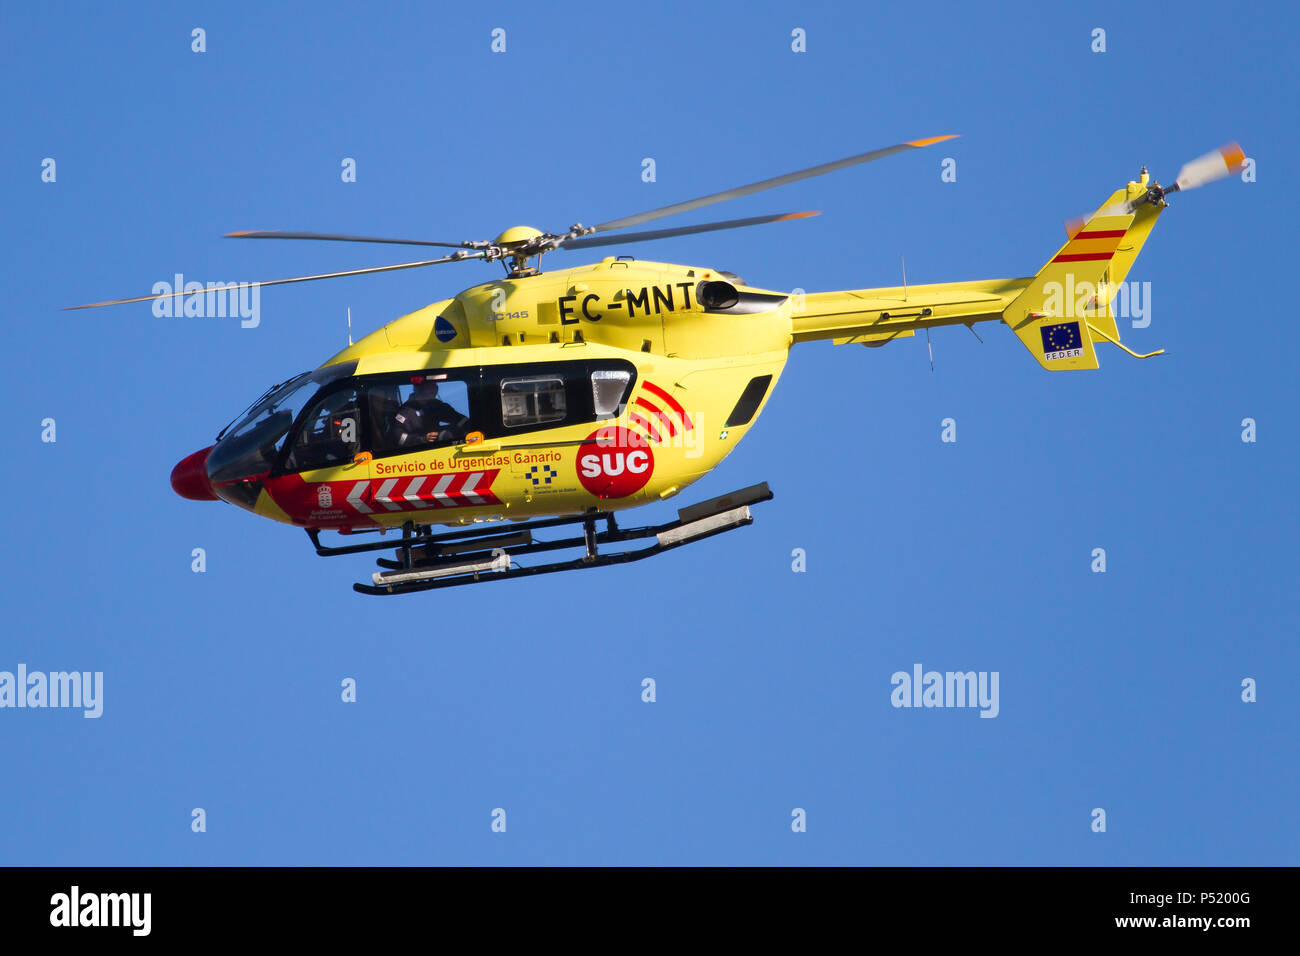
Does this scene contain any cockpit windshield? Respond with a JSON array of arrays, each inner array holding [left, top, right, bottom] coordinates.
[[207, 362, 357, 484]]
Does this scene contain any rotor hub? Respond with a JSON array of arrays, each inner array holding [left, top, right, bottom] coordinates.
[[493, 225, 544, 247]]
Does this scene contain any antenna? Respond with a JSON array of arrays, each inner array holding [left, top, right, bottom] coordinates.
[[900, 253, 931, 370], [347, 306, 353, 346]]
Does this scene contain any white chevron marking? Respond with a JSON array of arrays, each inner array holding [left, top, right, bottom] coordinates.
[[430, 473, 455, 506], [461, 471, 486, 505], [375, 478, 403, 510], [345, 480, 372, 514]]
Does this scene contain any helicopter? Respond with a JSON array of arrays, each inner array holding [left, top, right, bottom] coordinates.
[[72, 136, 1245, 594]]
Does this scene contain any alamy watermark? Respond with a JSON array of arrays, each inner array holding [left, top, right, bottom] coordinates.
[[891, 663, 999, 718], [1043, 275, 1152, 329], [595, 410, 705, 458], [0, 664, 103, 718], [50, 886, 150, 936], [152, 273, 260, 328]]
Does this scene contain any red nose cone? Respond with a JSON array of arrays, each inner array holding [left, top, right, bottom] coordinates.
[[171, 446, 218, 501]]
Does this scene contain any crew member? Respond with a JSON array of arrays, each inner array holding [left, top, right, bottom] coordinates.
[[393, 380, 470, 446]]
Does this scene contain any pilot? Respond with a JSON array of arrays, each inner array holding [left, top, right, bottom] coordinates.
[[394, 379, 470, 446]]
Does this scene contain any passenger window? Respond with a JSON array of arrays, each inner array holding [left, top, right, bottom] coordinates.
[[592, 369, 631, 418], [501, 376, 566, 428], [374, 377, 473, 453], [287, 388, 363, 472]]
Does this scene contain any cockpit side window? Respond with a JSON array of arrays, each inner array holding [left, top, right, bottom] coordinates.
[[340, 361, 637, 450], [285, 387, 364, 473], [370, 372, 477, 457]]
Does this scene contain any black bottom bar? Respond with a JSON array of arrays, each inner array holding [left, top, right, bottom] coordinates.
[[0, 865, 1278, 942]]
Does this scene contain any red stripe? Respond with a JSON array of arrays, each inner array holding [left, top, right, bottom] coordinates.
[[628, 411, 662, 444], [634, 397, 677, 437], [641, 381, 693, 431], [1052, 252, 1115, 262], [1070, 229, 1126, 239]]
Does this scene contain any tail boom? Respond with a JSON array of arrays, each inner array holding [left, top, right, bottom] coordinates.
[[788, 186, 1165, 369]]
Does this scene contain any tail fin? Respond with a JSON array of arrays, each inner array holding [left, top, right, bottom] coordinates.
[[1085, 188, 1163, 347], [1002, 212, 1134, 370]]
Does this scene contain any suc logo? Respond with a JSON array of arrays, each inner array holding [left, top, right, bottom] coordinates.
[[576, 426, 653, 498]]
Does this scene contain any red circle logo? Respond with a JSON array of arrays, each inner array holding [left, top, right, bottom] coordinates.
[[576, 425, 654, 498]]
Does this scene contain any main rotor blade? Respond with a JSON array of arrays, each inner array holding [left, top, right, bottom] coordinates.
[[226, 230, 478, 249], [64, 252, 486, 310], [558, 210, 820, 251], [590, 135, 957, 234]]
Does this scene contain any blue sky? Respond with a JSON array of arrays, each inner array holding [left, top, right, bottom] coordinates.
[[1, 0, 1295, 865]]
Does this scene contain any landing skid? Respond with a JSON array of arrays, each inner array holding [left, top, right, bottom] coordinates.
[[306, 482, 774, 595]]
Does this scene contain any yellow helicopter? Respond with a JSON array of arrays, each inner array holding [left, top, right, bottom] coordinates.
[[72, 136, 1244, 594]]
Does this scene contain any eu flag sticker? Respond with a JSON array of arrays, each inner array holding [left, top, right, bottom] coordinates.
[[1040, 321, 1083, 360]]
